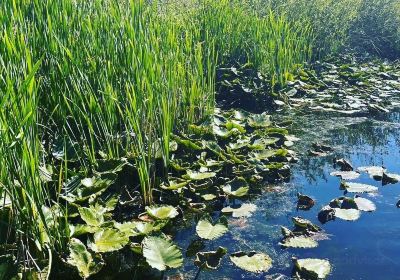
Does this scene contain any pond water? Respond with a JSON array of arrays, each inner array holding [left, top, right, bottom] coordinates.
[[168, 109, 400, 280]]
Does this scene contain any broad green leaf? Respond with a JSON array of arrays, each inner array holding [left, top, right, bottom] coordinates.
[[222, 177, 249, 197], [196, 215, 228, 240], [69, 224, 98, 237], [67, 238, 104, 279], [230, 252, 272, 273], [294, 258, 331, 279], [114, 221, 166, 236], [252, 149, 287, 161], [184, 170, 216, 181], [142, 236, 183, 271], [146, 205, 179, 220], [88, 229, 129, 253], [247, 113, 271, 128], [280, 236, 318, 248], [78, 206, 104, 227], [221, 203, 257, 218], [194, 247, 227, 270]]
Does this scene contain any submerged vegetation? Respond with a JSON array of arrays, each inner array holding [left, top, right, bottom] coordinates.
[[0, 0, 400, 279]]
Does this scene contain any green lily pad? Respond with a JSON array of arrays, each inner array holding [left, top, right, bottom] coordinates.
[[142, 236, 183, 271], [201, 194, 217, 201], [114, 221, 166, 237], [292, 217, 321, 232], [294, 258, 331, 279], [222, 177, 249, 197], [78, 206, 104, 227], [88, 228, 129, 253], [230, 252, 272, 273], [334, 208, 361, 221], [354, 196, 376, 212], [160, 179, 189, 190], [247, 113, 272, 128], [69, 224, 98, 237], [221, 203, 257, 218], [340, 182, 378, 193], [146, 205, 179, 220], [67, 238, 104, 279], [194, 247, 227, 270], [184, 170, 216, 181], [280, 236, 318, 248], [252, 149, 287, 161], [196, 215, 228, 240]]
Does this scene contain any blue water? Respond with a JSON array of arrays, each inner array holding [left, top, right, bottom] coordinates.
[[168, 111, 400, 280]]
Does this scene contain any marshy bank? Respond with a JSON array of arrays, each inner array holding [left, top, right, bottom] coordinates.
[[0, 0, 400, 279]]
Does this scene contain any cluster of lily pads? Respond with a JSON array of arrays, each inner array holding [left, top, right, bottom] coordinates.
[[53, 108, 299, 278], [280, 54, 400, 115], [279, 151, 400, 279]]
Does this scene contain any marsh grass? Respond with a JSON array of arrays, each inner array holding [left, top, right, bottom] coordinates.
[[3, 0, 396, 274]]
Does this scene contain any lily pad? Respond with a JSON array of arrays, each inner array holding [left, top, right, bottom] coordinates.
[[334, 208, 361, 221], [201, 194, 217, 201], [340, 182, 378, 193], [196, 215, 228, 240], [114, 221, 166, 236], [357, 166, 386, 180], [142, 236, 183, 271], [78, 206, 105, 227], [292, 217, 321, 232], [354, 196, 376, 212], [184, 170, 216, 181], [230, 251, 272, 273], [146, 205, 179, 220], [294, 258, 331, 279], [221, 203, 257, 218], [67, 238, 104, 279], [280, 236, 318, 248], [88, 228, 129, 253], [194, 247, 227, 270], [247, 113, 272, 128], [330, 171, 360, 180], [222, 177, 249, 197]]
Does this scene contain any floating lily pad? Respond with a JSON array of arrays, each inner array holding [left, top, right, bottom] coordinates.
[[184, 170, 216, 181], [160, 179, 189, 190], [222, 177, 249, 197], [67, 238, 104, 279], [247, 113, 272, 128], [340, 182, 378, 193], [221, 203, 257, 218], [294, 258, 331, 279], [142, 236, 183, 271], [280, 236, 318, 248], [357, 166, 386, 180], [334, 208, 361, 221], [78, 206, 105, 227], [330, 171, 360, 180], [114, 221, 166, 237], [201, 194, 217, 201], [196, 215, 228, 240], [230, 251, 272, 273], [88, 228, 129, 253], [146, 205, 179, 220], [252, 149, 287, 161], [194, 247, 227, 270], [354, 196, 376, 212]]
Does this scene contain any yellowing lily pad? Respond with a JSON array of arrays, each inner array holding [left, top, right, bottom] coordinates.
[[280, 236, 318, 248], [230, 251, 272, 273], [294, 258, 331, 279], [184, 170, 216, 181], [146, 205, 179, 220], [196, 215, 228, 240]]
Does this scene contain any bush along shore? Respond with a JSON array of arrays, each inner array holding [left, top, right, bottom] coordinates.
[[0, 0, 399, 279]]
